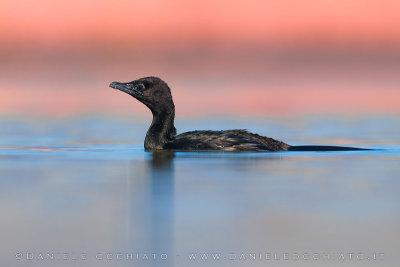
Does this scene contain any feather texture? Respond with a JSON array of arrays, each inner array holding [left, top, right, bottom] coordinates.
[[166, 129, 290, 152]]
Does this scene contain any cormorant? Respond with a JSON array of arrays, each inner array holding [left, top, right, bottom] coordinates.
[[110, 77, 368, 152]]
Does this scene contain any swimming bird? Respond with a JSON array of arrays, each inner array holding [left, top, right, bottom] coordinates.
[[110, 77, 368, 152]]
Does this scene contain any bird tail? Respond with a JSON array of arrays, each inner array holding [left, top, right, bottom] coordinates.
[[288, 145, 371, 151]]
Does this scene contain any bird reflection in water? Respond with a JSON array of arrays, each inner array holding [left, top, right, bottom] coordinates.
[[127, 151, 175, 266]]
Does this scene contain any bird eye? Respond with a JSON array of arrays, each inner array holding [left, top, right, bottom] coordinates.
[[137, 83, 145, 90]]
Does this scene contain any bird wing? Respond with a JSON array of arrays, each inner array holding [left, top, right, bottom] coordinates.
[[165, 130, 282, 152], [223, 129, 290, 151]]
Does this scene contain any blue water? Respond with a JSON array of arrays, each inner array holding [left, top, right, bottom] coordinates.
[[0, 115, 399, 267]]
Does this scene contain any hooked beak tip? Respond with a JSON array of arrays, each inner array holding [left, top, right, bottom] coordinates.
[[109, 82, 118, 89]]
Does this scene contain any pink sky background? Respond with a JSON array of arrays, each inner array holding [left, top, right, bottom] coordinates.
[[0, 0, 399, 116]]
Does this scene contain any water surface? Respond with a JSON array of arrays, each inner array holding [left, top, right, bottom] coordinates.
[[0, 115, 399, 267]]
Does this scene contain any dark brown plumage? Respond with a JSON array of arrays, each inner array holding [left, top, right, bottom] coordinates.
[[167, 130, 289, 152], [110, 77, 368, 152]]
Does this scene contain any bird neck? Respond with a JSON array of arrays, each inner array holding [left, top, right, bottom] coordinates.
[[145, 106, 176, 151]]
